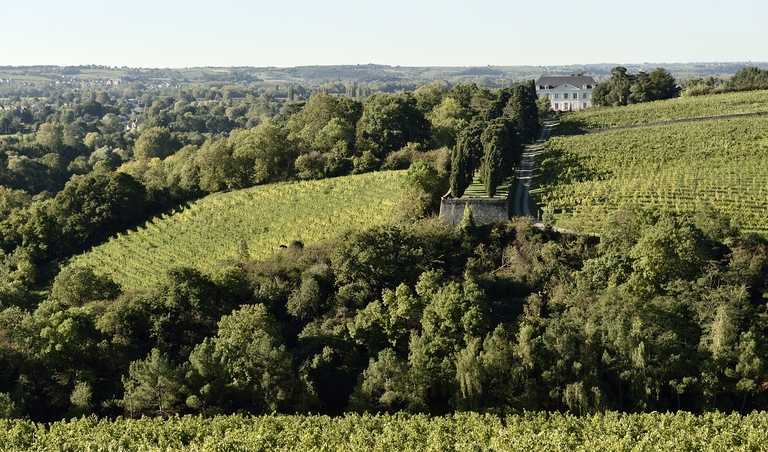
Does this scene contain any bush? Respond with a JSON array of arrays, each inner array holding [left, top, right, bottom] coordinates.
[[381, 147, 414, 171], [352, 151, 381, 174]]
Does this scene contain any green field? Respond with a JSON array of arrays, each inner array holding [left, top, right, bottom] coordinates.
[[558, 89, 768, 131], [463, 173, 513, 198], [72, 171, 406, 291], [75, 68, 130, 79], [3, 411, 767, 451], [0, 74, 49, 82], [532, 115, 768, 233]]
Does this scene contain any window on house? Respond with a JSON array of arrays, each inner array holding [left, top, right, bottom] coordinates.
[[554, 103, 559, 110], [563, 93, 568, 99], [554, 93, 559, 99], [583, 103, 587, 109], [582, 93, 587, 99]]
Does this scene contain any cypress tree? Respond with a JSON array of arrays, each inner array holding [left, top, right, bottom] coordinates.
[[481, 137, 501, 198], [450, 145, 467, 198], [504, 82, 540, 144]]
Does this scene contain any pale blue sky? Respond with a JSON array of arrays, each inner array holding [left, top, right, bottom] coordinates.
[[4, 0, 767, 67]]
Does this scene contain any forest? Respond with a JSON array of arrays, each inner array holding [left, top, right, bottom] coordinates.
[[1, 64, 768, 422]]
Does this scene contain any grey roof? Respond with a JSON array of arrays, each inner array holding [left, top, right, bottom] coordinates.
[[535, 75, 597, 89]]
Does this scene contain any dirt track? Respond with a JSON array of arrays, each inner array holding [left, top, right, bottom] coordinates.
[[514, 123, 551, 219], [513, 123, 595, 236]]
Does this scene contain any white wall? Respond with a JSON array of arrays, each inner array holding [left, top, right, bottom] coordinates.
[[536, 84, 593, 111]]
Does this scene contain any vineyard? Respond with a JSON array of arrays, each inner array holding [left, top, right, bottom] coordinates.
[[531, 115, 768, 232], [3, 411, 768, 451], [557, 89, 768, 131], [71, 171, 406, 290]]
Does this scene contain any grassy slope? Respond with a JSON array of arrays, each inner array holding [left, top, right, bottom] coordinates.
[[72, 171, 406, 291], [463, 173, 512, 198], [534, 91, 768, 233], [558, 89, 768, 130]]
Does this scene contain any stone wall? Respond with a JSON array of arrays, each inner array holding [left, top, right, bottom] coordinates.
[[439, 195, 510, 228]]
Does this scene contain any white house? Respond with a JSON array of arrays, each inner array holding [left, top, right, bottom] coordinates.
[[535, 75, 598, 112]]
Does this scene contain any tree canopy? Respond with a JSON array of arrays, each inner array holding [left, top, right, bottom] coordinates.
[[593, 67, 678, 107]]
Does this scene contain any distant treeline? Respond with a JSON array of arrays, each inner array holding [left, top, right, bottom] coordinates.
[[2, 62, 766, 99], [683, 66, 768, 96]]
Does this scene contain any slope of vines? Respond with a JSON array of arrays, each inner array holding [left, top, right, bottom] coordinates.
[[3, 412, 768, 451], [532, 116, 768, 232], [72, 171, 405, 290], [558, 89, 768, 130]]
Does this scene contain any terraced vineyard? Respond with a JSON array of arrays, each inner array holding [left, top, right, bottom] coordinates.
[[72, 171, 405, 290], [532, 115, 768, 232], [558, 89, 768, 130], [3, 411, 768, 451]]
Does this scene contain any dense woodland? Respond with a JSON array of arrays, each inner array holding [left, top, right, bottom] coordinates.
[[1, 65, 768, 421]]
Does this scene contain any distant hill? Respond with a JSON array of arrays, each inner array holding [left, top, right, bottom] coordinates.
[[2, 62, 767, 88]]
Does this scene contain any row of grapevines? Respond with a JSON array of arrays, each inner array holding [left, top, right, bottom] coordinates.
[[71, 171, 406, 291], [559, 89, 768, 130], [532, 115, 768, 232], [2, 411, 767, 451]]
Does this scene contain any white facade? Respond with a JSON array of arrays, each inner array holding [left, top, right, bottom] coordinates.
[[535, 76, 597, 112]]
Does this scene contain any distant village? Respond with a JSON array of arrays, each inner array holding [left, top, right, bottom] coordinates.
[[0, 98, 144, 132]]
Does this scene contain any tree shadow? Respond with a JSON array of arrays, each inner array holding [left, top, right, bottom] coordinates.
[[551, 116, 589, 136], [532, 146, 609, 189]]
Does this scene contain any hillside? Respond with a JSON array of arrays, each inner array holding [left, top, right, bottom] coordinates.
[[7, 70, 768, 424], [533, 91, 768, 232], [557, 89, 768, 131], [71, 171, 406, 291]]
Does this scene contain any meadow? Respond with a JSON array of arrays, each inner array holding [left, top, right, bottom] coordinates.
[[71, 171, 406, 290], [463, 174, 512, 198]]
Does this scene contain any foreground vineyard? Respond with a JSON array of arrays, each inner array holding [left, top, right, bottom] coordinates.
[[72, 171, 405, 290], [3, 412, 767, 451], [558, 89, 768, 130], [533, 115, 768, 232]]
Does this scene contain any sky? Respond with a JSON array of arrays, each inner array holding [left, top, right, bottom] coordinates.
[[4, 0, 767, 68]]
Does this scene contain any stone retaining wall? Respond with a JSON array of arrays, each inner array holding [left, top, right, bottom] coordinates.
[[439, 195, 510, 228]]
